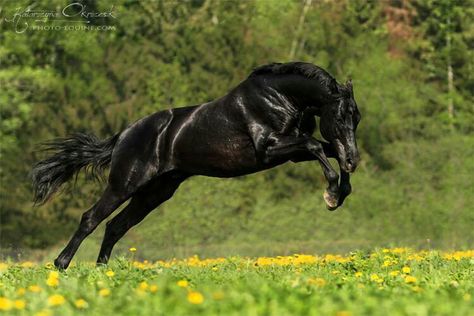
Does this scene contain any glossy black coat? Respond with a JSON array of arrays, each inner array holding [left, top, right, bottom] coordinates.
[[31, 62, 361, 269]]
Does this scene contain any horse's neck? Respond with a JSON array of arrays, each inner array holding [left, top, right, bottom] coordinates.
[[275, 76, 327, 115]]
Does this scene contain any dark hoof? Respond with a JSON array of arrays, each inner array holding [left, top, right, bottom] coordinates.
[[54, 257, 69, 270], [323, 190, 339, 211]]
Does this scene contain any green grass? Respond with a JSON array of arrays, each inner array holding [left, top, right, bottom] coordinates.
[[0, 249, 473, 315]]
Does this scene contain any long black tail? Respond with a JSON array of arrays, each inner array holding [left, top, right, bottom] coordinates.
[[31, 132, 120, 205]]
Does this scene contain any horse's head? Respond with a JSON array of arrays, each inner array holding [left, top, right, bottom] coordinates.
[[320, 80, 361, 173]]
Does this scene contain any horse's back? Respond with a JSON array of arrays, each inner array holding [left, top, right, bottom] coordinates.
[[108, 108, 194, 191]]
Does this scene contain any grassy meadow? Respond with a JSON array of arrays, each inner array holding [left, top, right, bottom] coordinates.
[[0, 248, 473, 316]]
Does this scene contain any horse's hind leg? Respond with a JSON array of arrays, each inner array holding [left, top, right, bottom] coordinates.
[[54, 186, 130, 269], [96, 172, 187, 265]]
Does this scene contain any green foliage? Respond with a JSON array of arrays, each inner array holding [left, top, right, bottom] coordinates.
[[0, 0, 472, 256]]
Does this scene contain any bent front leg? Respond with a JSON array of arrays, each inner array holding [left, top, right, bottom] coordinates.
[[293, 141, 352, 207], [262, 135, 340, 210]]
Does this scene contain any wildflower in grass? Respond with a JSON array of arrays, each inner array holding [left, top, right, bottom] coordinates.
[[370, 274, 383, 283], [105, 270, 115, 277], [35, 309, 52, 316], [28, 285, 42, 292], [187, 291, 204, 304], [389, 270, 400, 277], [138, 281, 149, 291], [412, 286, 423, 292], [212, 291, 225, 300], [16, 288, 26, 296], [354, 272, 363, 278], [48, 294, 65, 306], [336, 311, 352, 316], [0, 263, 8, 271], [149, 285, 158, 293], [75, 299, 88, 309], [129, 247, 137, 252], [46, 271, 59, 287], [382, 260, 392, 267], [463, 293, 471, 301], [0, 297, 12, 311], [212, 267, 218, 271], [177, 280, 189, 288], [402, 266, 411, 274], [20, 261, 35, 268], [308, 278, 326, 287], [99, 288, 110, 297], [14, 299, 26, 310], [405, 275, 417, 283], [331, 270, 340, 275]]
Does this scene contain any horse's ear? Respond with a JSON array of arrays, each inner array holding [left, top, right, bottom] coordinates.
[[345, 79, 354, 97], [345, 79, 353, 91]]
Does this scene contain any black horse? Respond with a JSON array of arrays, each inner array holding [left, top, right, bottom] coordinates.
[[32, 62, 361, 269]]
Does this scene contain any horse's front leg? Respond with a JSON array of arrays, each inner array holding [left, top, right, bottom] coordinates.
[[261, 135, 340, 210], [337, 170, 352, 207], [319, 141, 352, 207]]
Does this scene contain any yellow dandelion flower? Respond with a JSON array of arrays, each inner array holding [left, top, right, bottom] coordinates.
[[138, 281, 149, 291], [177, 280, 189, 288], [129, 247, 137, 252], [212, 267, 218, 271], [370, 274, 383, 283], [75, 299, 88, 309], [405, 275, 417, 283], [354, 272, 363, 278], [187, 291, 204, 304], [402, 266, 411, 274], [14, 299, 26, 310], [48, 294, 65, 306], [49, 271, 59, 278], [149, 285, 158, 293], [389, 270, 400, 277], [99, 288, 110, 297], [46, 277, 59, 287], [308, 278, 327, 287], [212, 291, 225, 300], [16, 288, 26, 296], [382, 260, 392, 267], [0, 263, 9, 271], [35, 309, 52, 316], [105, 270, 115, 277], [28, 285, 42, 292], [46, 271, 60, 287], [20, 261, 35, 268], [0, 297, 13, 311], [336, 311, 352, 316]]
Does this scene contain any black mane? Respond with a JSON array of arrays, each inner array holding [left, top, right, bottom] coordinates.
[[249, 62, 339, 95]]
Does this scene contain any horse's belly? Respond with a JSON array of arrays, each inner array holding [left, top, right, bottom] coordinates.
[[173, 135, 260, 177]]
